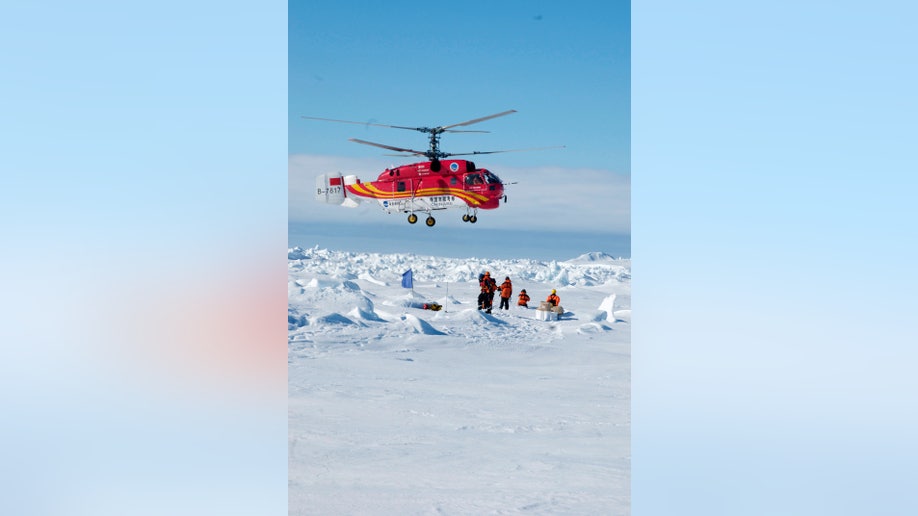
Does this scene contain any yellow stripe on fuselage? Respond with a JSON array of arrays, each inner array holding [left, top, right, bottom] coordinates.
[[347, 183, 490, 205]]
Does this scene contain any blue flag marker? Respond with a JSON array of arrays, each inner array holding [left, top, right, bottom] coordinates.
[[401, 269, 413, 289]]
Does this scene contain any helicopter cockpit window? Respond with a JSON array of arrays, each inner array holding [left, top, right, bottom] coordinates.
[[465, 174, 484, 186], [484, 171, 502, 184]]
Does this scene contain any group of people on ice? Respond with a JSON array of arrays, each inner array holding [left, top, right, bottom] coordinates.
[[477, 271, 559, 314]]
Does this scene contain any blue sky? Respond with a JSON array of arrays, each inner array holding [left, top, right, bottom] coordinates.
[[289, 1, 630, 172], [288, 1, 631, 258]]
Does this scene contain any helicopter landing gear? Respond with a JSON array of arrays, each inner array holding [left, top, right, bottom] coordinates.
[[409, 213, 435, 226], [462, 214, 470, 222], [462, 210, 478, 223], [469, 215, 477, 223]]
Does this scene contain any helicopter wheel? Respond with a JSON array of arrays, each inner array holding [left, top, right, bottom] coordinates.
[[407, 213, 418, 224], [469, 215, 477, 224], [462, 214, 470, 222], [425, 216, 436, 227]]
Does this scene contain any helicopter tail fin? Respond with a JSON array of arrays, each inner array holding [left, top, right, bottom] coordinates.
[[315, 173, 347, 205]]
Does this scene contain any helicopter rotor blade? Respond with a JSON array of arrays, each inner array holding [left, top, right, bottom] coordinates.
[[348, 138, 427, 156], [303, 115, 487, 134], [442, 145, 566, 157], [304, 111, 515, 135], [439, 110, 517, 131], [301, 115, 418, 130], [306, 110, 540, 160], [303, 116, 443, 134]]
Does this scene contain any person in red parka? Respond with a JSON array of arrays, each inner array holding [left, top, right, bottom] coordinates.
[[546, 289, 560, 307], [498, 276, 513, 310]]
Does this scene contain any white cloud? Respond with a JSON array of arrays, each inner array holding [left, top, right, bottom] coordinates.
[[491, 163, 630, 233], [289, 154, 630, 234]]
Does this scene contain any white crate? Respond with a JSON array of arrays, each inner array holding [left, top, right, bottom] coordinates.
[[535, 309, 558, 321]]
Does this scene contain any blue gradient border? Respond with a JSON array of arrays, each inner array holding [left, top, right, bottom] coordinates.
[[634, 1, 918, 515], [1, 2, 288, 514]]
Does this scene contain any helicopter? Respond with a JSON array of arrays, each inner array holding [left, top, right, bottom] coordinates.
[[308, 110, 561, 226]]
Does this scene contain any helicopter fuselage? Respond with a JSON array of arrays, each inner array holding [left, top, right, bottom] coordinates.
[[315, 159, 505, 225]]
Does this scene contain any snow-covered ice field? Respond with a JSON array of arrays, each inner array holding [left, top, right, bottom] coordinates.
[[288, 247, 631, 514]]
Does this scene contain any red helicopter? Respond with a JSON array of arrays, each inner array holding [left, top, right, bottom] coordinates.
[[308, 110, 560, 226]]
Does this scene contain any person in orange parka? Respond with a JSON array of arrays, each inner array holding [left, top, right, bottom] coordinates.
[[498, 276, 513, 310], [546, 289, 560, 307], [517, 289, 530, 308]]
